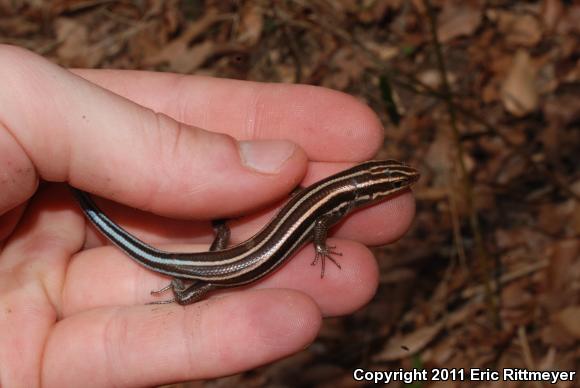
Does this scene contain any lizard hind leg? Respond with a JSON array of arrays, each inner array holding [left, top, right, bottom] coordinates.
[[173, 282, 216, 305], [149, 219, 230, 304], [148, 279, 215, 305]]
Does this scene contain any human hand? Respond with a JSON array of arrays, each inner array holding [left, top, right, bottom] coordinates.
[[0, 45, 415, 386]]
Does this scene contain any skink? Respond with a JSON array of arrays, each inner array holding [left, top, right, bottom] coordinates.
[[72, 160, 419, 305]]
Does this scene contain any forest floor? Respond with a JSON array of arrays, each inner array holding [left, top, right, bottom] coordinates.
[[1, 1, 578, 387]]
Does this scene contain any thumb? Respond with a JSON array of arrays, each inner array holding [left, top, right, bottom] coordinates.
[[0, 45, 307, 218]]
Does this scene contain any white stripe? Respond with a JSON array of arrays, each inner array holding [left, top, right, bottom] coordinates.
[[147, 168, 374, 267]]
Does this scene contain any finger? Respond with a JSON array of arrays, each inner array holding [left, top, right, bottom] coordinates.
[[0, 45, 307, 217], [43, 290, 321, 386], [72, 69, 384, 162], [253, 239, 379, 317], [62, 238, 377, 317]]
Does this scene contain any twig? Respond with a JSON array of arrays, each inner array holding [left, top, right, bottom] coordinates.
[[327, 21, 580, 202], [461, 259, 548, 299], [518, 326, 546, 388], [423, 0, 501, 328], [281, 24, 303, 83]]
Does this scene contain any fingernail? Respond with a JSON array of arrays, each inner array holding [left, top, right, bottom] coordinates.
[[239, 140, 296, 173]]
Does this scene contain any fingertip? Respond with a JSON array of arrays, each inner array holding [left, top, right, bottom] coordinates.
[[258, 84, 386, 161], [335, 190, 417, 245], [203, 289, 322, 356], [239, 139, 301, 174], [335, 242, 380, 314], [46, 289, 322, 385], [318, 87, 385, 160], [256, 240, 380, 317]]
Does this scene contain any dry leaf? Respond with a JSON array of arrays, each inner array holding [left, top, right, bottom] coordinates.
[[373, 322, 444, 361], [542, 0, 563, 31], [145, 10, 228, 71], [54, 17, 104, 67], [55, 18, 87, 58], [556, 4, 580, 34], [541, 322, 577, 348], [0, 17, 40, 36], [322, 47, 367, 90], [170, 41, 216, 73], [537, 346, 557, 370], [237, 3, 263, 45], [501, 281, 533, 311], [543, 91, 580, 127], [547, 238, 580, 294], [363, 41, 399, 62], [496, 227, 551, 252], [437, 3, 482, 42], [417, 69, 456, 90], [496, 11, 542, 47], [572, 198, 580, 235], [501, 50, 539, 116], [555, 306, 580, 339], [538, 203, 568, 235]]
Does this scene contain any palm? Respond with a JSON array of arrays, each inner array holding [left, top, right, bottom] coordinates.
[[0, 46, 415, 386]]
